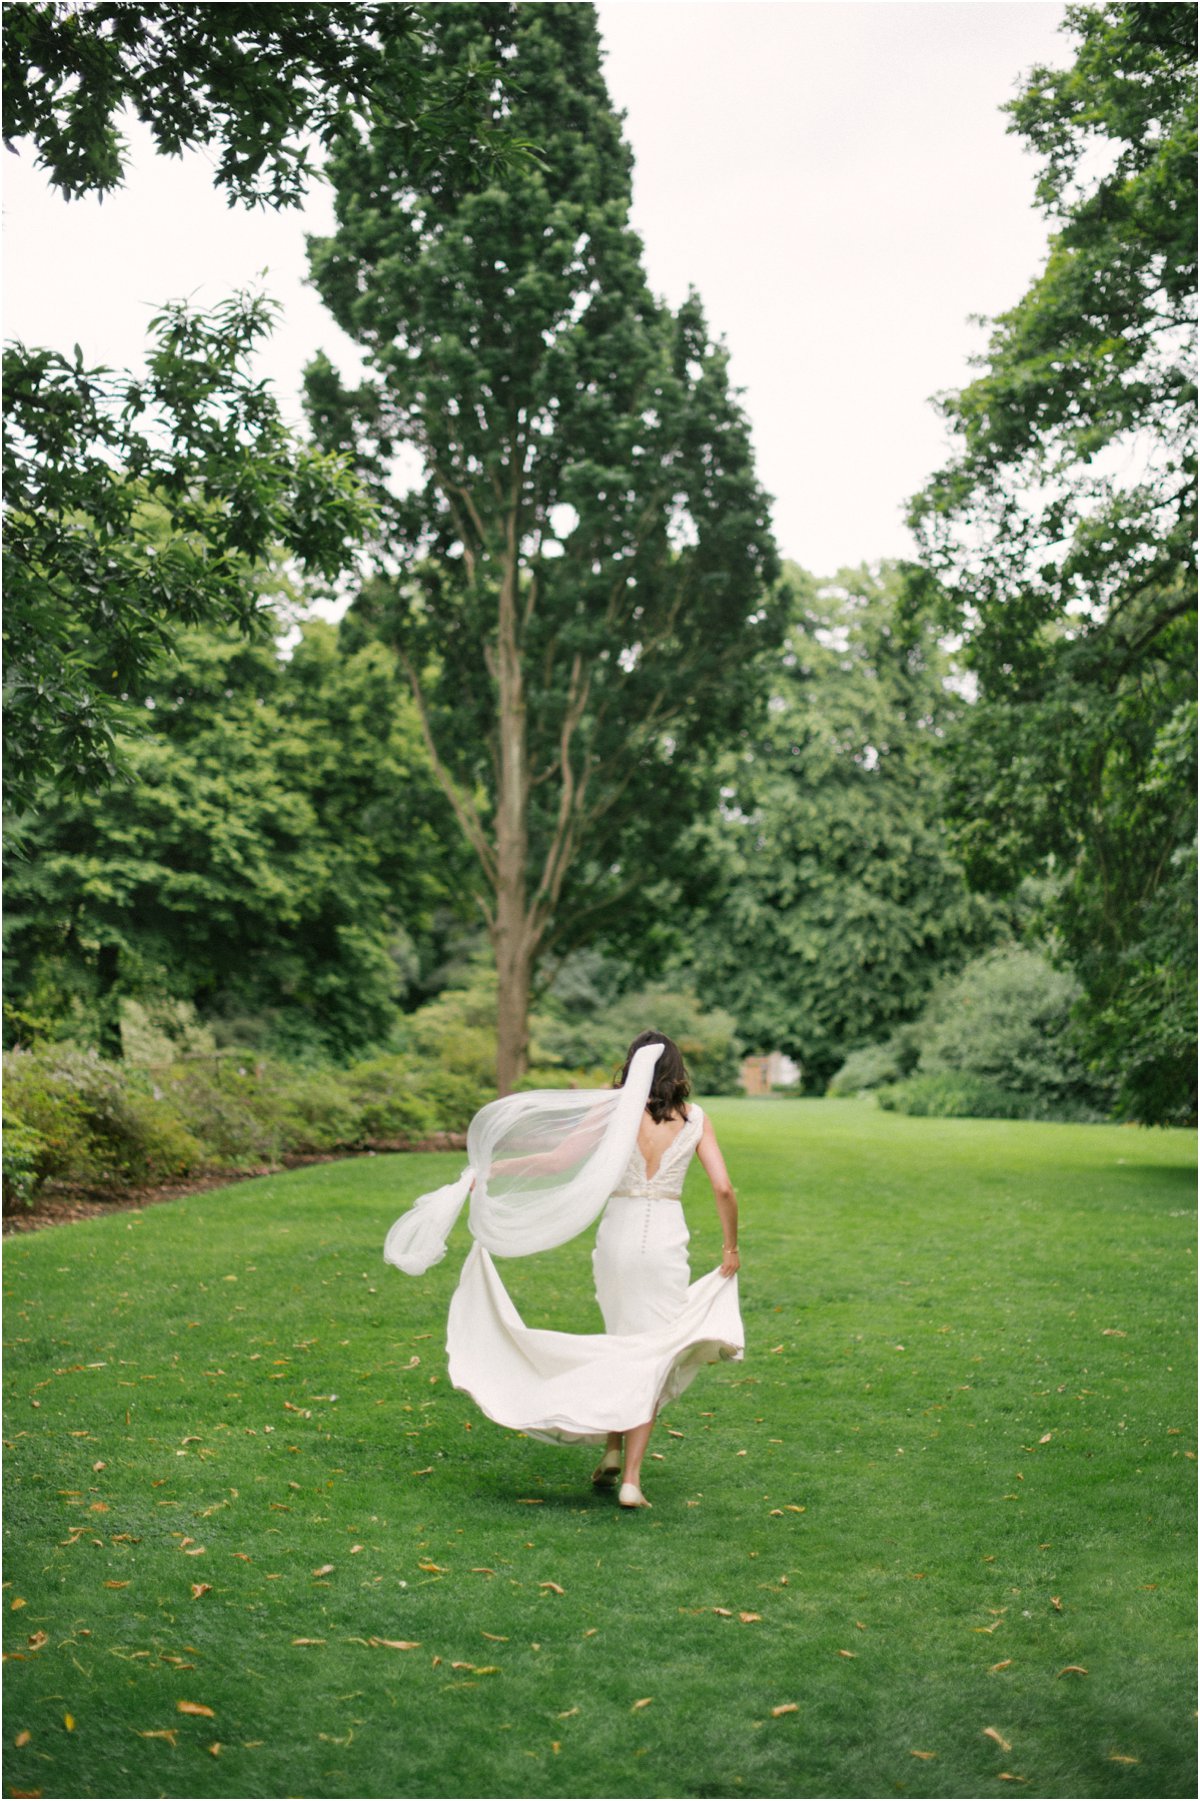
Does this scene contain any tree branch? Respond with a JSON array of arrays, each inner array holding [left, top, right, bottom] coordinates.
[[398, 649, 498, 888]]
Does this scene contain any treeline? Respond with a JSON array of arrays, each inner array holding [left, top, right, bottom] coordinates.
[[3, 1, 1195, 1178]]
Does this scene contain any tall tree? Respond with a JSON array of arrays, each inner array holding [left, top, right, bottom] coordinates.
[[677, 564, 995, 1088], [907, 2, 1196, 1124], [306, 3, 781, 1091]]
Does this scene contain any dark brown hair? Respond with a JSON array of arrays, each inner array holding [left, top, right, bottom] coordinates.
[[614, 1030, 691, 1123]]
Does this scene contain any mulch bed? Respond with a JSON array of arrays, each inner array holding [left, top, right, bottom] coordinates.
[[2, 1133, 468, 1236]]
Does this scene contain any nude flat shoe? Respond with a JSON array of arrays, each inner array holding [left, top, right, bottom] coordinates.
[[618, 1482, 651, 1509], [591, 1455, 621, 1486]]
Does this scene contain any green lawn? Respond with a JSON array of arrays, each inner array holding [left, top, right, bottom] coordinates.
[[3, 1098, 1194, 1800]]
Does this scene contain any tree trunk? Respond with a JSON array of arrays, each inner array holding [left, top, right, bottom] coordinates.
[[96, 941, 123, 1060], [492, 518, 532, 1095], [493, 903, 533, 1095]]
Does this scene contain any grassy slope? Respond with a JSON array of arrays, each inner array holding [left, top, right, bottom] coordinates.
[[2, 1099, 1194, 1801]]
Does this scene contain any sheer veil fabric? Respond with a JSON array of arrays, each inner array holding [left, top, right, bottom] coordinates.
[[383, 1042, 744, 1445]]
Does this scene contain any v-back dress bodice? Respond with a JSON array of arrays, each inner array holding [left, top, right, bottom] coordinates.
[[610, 1104, 705, 1202]]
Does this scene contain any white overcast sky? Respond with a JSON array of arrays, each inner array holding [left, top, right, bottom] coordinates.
[[2, 0, 1069, 576]]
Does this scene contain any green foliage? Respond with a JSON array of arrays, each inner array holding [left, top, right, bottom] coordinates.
[[827, 1039, 910, 1097], [2, 2, 528, 208], [876, 1072, 1038, 1120], [535, 981, 743, 1096], [2, 1037, 488, 1199], [679, 563, 996, 1089], [907, 3, 1197, 1125], [868, 946, 1116, 1122], [1, 1117, 47, 1209], [4, 295, 373, 815], [3, 1045, 204, 1193], [4, 617, 470, 1062]]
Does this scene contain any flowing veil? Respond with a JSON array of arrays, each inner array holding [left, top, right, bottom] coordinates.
[[383, 1041, 665, 1275]]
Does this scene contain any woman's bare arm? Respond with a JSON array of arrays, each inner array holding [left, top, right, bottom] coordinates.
[[696, 1116, 739, 1276]]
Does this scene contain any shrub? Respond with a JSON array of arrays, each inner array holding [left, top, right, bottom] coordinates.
[[3, 1046, 204, 1188], [828, 1041, 905, 1096], [274, 1070, 361, 1152], [876, 1073, 1031, 1119], [2, 1118, 47, 1209], [338, 1055, 438, 1144], [915, 946, 1110, 1110], [162, 1057, 294, 1165]]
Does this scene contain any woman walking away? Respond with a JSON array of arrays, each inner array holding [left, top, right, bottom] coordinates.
[[383, 1031, 743, 1509], [589, 1031, 740, 1505]]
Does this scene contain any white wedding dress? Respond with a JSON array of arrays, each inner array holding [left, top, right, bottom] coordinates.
[[445, 1101, 744, 1445], [383, 1046, 744, 1448]]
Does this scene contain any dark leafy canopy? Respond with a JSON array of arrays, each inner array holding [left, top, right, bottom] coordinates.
[[3, 292, 373, 815], [678, 564, 994, 1090], [3, 618, 471, 1062], [907, 2, 1197, 1125], [305, 2, 781, 1086], [2, 1, 527, 208]]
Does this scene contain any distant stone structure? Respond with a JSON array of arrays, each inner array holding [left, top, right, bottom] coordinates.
[[739, 1051, 801, 1095]]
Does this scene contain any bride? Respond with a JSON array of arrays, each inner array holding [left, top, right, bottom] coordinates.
[[384, 1030, 744, 1510]]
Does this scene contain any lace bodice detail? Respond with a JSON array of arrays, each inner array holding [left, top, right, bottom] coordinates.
[[609, 1105, 704, 1202]]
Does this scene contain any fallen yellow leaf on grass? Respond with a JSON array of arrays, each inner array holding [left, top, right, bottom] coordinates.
[[10, 1597, 26, 1610], [854, 1621, 867, 1631], [539, 1581, 565, 1595], [1057, 1666, 1088, 1678], [1050, 1596, 1063, 1612], [413, 1467, 433, 1476], [312, 1563, 334, 1577], [190, 1584, 212, 1600], [137, 1729, 178, 1746], [104, 1580, 130, 1589], [291, 1638, 325, 1646], [712, 1607, 733, 1617], [182, 1547, 206, 1557], [997, 1775, 1028, 1784], [176, 1702, 215, 1718], [27, 1632, 48, 1653], [92, 1461, 106, 1472], [783, 1504, 805, 1514], [557, 1708, 580, 1719], [836, 1650, 856, 1659], [517, 1497, 544, 1504], [771, 1703, 798, 1718], [989, 1660, 1013, 1673], [481, 1632, 508, 1642], [632, 1698, 653, 1710], [14, 1730, 31, 1748], [418, 1560, 447, 1573], [910, 1750, 936, 1761], [1108, 1754, 1138, 1765], [367, 1637, 420, 1650], [63, 1714, 76, 1732], [739, 1613, 762, 1623], [983, 1727, 1011, 1752], [207, 1743, 221, 1757]]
